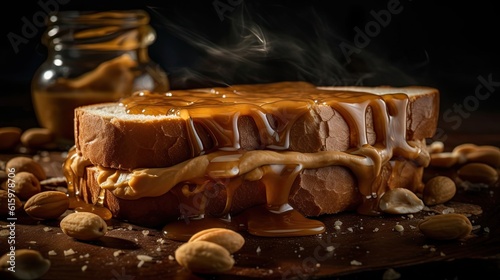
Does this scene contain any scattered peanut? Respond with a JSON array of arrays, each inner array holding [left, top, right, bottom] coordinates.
[[188, 228, 245, 254], [463, 148, 500, 168], [175, 241, 235, 273], [452, 143, 479, 156], [423, 176, 456, 206], [24, 191, 69, 220], [378, 188, 424, 214], [0, 189, 22, 216], [429, 152, 459, 168], [60, 212, 108, 240], [6, 157, 46, 181], [457, 163, 498, 185], [12, 172, 41, 200], [20, 128, 54, 149], [426, 141, 444, 154], [0, 127, 22, 150], [0, 249, 50, 280], [418, 213, 472, 240], [452, 143, 500, 167]]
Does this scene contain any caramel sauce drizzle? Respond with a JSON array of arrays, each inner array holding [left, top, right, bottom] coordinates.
[[65, 81, 430, 239]]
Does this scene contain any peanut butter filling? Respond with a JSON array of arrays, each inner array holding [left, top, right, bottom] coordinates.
[[64, 82, 431, 238]]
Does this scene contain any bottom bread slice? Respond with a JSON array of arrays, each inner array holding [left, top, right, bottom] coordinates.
[[78, 156, 424, 228]]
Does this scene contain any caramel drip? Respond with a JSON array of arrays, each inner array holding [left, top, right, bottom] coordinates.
[[64, 146, 112, 220], [64, 82, 431, 238]]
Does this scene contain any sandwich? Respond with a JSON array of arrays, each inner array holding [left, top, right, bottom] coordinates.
[[63, 81, 439, 240]]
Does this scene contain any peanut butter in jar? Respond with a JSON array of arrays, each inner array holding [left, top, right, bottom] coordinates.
[[32, 10, 169, 147]]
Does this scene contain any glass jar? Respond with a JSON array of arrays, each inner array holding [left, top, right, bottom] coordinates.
[[32, 10, 169, 146]]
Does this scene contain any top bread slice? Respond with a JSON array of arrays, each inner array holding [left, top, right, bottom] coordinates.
[[74, 82, 439, 171]]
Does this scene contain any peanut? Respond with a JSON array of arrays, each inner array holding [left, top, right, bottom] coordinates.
[[426, 141, 444, 154], [418, 213, 472, 240], [423, 176, 456, 206], [0, 249, 50, 280], [24, 191, 69, 220], [429, 152, 459, 168], [378, 188, 424, 214], [464, 148, 500, 168], [20, 127, 54, 148], [457, 163, 498, 185], [189, 228, 245, 254], [452, 143, 500, 167], [60, 212, 108, 240], [12, 172, 41, 200], [175, 240, 235, 273], [6, 157, 46, 181], [0, 189, 22, 216], [0, 127, 21, 150], [452, 143, 478, 156]]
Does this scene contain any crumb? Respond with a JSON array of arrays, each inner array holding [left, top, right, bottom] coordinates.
[[334, 220, 343, 227], [156, 247, 161, 252], [256, 246, 261, 254], [137, 255, 153, 262], [373, 227, 379, 232], [137, 260, 145, 268], [64, 249, 76, 256], [326, 246, 334, 252], [48, 250, 57, 256], [43, 227, 52, 232], [81, 265, 88, 272], [113, 250, 123, 257], [441, 208, 455, 214], [156, 238, 165, 244], [347, 227, 353, 232], [28, 241, 37, 244], [383, 268, 401, 280], [168, 255, 174, 261], [142, 230, 149, 236], [440, 251, 446, 256], [127, 225, 133, 230], [484, 227, 490, 233], [394, 225, 404, 232], [430, 247, 436, 252], [350, 260, 362, 266]]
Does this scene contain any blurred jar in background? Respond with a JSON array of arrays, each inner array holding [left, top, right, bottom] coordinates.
[[32, 10, 169, 147]]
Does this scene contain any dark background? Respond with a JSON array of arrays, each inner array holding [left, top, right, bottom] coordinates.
[[1, 0, 499, 141]]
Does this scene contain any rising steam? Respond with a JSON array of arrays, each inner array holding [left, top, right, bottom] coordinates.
[[148, 3, 425, 89]]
